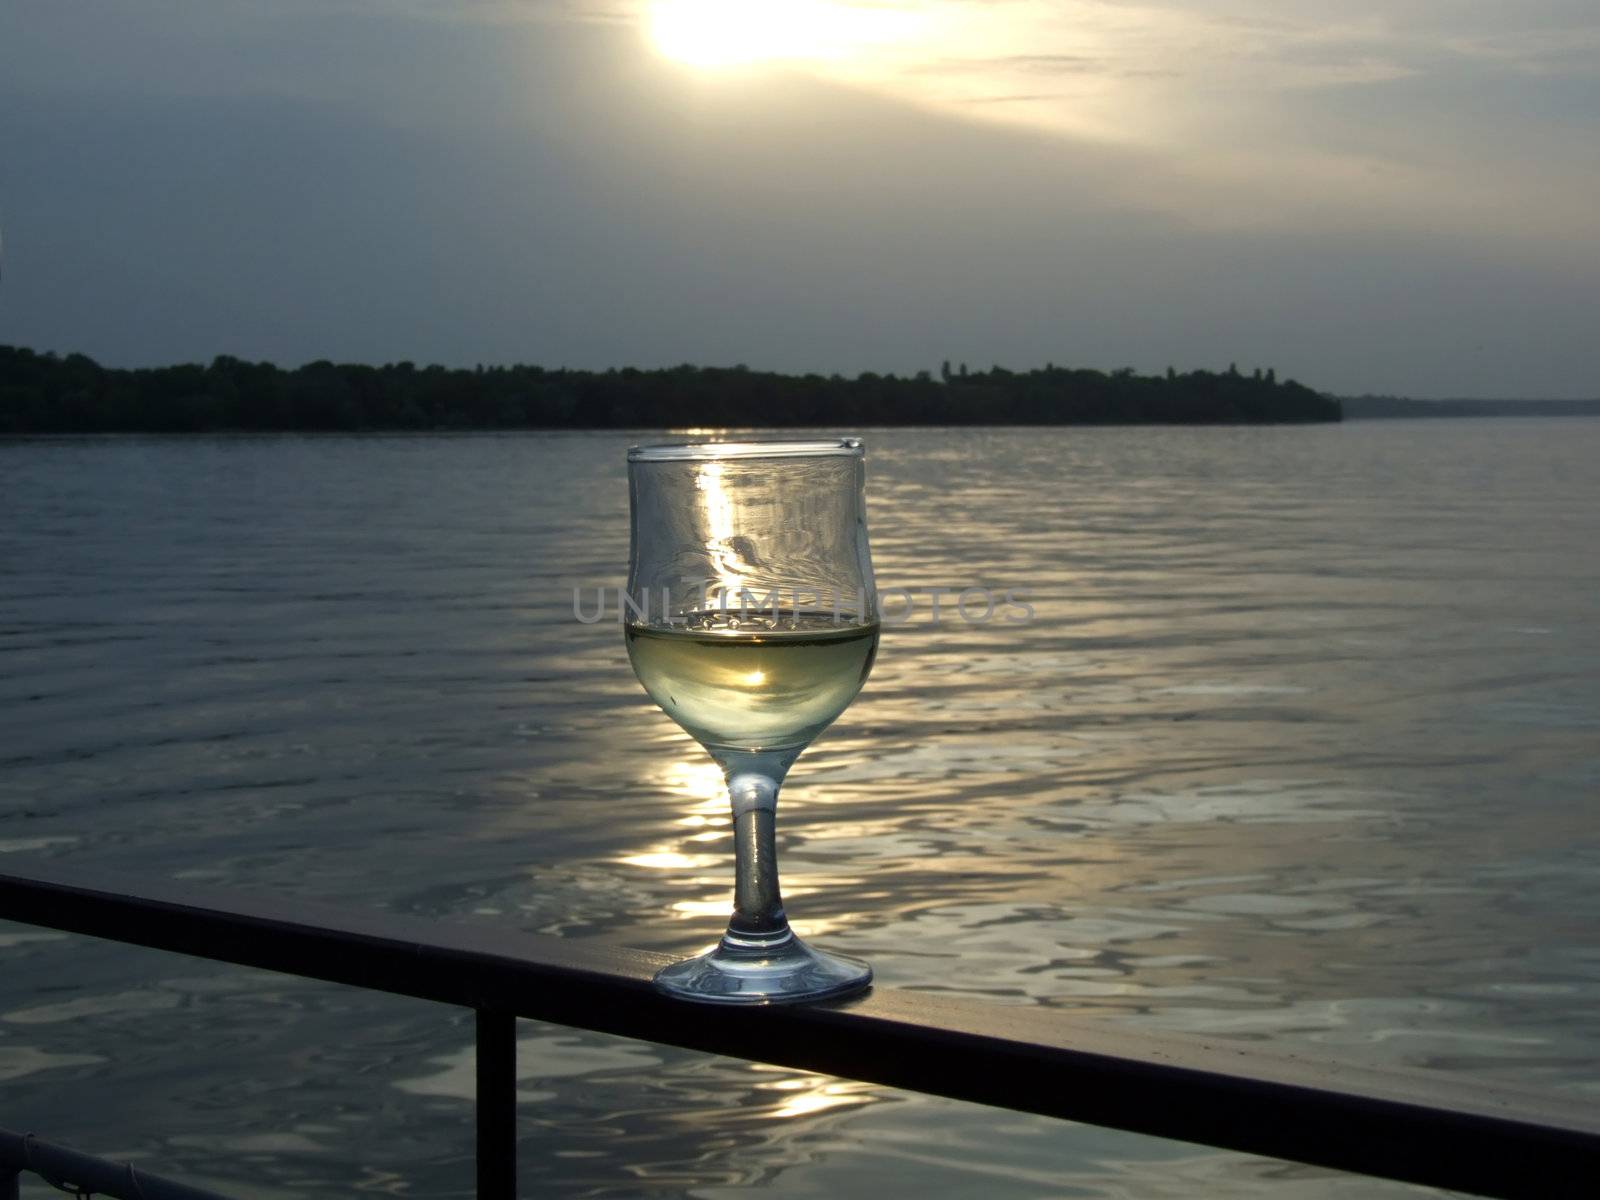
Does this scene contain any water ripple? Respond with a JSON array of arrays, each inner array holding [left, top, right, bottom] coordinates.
[[2, 423, 1598, 1195]]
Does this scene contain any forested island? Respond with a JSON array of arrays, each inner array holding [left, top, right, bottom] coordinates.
[[0, 346, 1340, 432]]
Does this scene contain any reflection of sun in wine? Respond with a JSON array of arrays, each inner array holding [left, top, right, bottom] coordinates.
[[646, 0, 917, 70]]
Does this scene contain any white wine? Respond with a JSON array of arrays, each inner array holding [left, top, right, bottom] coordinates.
[[626, 615, 879, 752]]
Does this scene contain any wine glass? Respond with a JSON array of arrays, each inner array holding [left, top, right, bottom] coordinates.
[[625, 438, 879, 1004]]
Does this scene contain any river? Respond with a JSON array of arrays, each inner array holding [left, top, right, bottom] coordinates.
[[2, 421, 1597, 1196]]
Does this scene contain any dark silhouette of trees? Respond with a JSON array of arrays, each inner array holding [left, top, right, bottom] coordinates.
[[0, 345, 1342, 433]]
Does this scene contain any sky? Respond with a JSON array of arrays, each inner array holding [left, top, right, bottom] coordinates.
[[1, 0, 1596, 397]]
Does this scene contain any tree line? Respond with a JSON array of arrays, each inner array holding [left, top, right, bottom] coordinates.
[[0, 346, 1341, 433]]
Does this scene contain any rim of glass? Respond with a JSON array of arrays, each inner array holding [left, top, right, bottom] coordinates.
[[629, 438, 864, 462]]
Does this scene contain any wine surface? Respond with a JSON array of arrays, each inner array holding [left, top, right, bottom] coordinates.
[[625, 614, 878, 752]]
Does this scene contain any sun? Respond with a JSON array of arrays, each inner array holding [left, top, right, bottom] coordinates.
[[646, 0, 912, 70]]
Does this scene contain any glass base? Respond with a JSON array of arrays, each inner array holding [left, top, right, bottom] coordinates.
[[654, 930, 872, 1005]]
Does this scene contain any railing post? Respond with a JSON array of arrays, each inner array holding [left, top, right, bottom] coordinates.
[[475, 1009, 517, 1199]]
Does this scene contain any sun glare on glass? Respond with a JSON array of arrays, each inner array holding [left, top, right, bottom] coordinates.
[[647, 0, 914, 69]]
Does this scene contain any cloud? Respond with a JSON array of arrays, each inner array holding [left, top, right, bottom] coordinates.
[[0, 0, 1595, 396], [961, 92, 1071, 104]]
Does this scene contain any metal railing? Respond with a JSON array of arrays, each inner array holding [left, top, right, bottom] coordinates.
[[0, 1128, 232, 1200], [1, 863, 1595, 1199]]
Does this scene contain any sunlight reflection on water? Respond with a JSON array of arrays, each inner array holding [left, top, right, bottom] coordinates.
[[1, 422, 1598, 1195]]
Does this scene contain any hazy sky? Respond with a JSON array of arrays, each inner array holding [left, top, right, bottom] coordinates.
[[2, 0, 1596, 396]]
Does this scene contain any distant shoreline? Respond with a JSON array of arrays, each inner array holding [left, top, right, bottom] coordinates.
[[1339, 396, 1600, 419], [11, 345, 1598, 432], [1, 345, 1339, 432]]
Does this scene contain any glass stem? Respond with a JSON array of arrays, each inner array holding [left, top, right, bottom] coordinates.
[[714, 749, 801, 947]]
